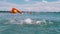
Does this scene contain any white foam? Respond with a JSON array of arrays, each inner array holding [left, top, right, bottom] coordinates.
[[36, 21, 42, 24], [24, 18, 32, 24], [3, 18, 53, 25]]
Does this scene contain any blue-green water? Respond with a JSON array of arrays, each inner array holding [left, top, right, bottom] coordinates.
[[0, 12, 60, 34]]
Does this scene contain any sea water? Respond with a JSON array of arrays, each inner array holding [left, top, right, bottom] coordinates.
[[0, 12, 60, 34]]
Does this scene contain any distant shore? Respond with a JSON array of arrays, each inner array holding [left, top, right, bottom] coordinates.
[[0, 11, 60, 13]]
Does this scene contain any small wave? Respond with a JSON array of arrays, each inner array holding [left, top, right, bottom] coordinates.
[[0, 26, 9, 31], [4, 18, 53, 25]]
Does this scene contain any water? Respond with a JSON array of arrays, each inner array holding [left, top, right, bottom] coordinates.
[[0, 12, 60, 34]]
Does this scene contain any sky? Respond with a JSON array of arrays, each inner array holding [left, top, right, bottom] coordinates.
[[0, 0, 60, 12]]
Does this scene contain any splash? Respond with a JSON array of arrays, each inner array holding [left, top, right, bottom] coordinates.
[[3, 18, 53, 25], [24, 18, 32, 24]]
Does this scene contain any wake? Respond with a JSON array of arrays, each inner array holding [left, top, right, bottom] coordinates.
[[3, 18, 53, 25]]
